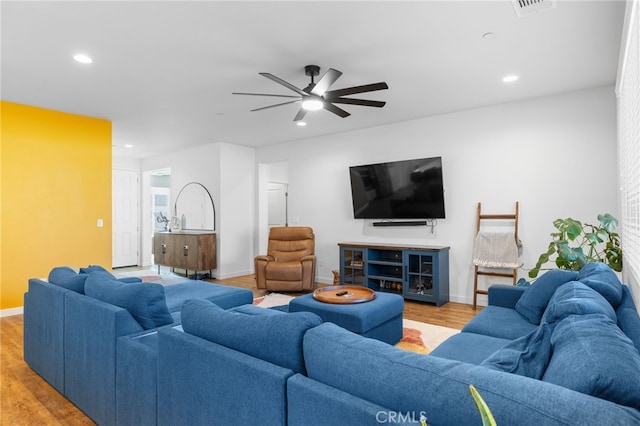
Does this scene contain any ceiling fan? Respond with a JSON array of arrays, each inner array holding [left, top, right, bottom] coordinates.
[[233, 65, 388, 122]]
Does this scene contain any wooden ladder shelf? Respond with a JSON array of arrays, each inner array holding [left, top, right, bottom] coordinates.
[[473, 201, 519, 309]]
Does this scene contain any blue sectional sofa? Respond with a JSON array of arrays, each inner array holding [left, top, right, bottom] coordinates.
[[23, 266, 253, 426], [24, 263, 640, 425]]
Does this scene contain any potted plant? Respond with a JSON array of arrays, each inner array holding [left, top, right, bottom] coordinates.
[[528, 213, 622, 278]]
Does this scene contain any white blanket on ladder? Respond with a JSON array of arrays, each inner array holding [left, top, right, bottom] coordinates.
[[473, 232, 520, 268]]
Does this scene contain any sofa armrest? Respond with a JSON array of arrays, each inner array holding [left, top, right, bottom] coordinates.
[[488, 285, 526, 309]]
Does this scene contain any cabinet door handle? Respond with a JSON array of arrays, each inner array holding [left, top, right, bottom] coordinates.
[[161, 244, 166, 254], [183, 245, 189, 256]]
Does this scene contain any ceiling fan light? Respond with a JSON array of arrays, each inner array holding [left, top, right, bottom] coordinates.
[[301, 98, 323, 111]]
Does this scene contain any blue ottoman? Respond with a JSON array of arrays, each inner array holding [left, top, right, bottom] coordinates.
[[289, 291, 404, 344]]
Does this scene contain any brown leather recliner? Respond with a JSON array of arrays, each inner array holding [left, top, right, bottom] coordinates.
[[255, 226, 316, 292]]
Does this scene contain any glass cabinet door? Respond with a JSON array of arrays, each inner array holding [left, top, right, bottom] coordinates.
[[405, 251, 436, 300], [341, 248, 365, 286]]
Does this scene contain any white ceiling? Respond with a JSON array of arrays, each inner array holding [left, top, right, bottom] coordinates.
[[1, 1, 626, 159]]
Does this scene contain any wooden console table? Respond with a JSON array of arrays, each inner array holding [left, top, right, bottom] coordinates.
[[154, 231, 216, 278]]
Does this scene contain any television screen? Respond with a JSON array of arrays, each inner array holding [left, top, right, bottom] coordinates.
[[349, 157, 445, 219]]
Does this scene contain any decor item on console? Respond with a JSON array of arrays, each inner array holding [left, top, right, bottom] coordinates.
[[528, 213, 622, 278], [255, 226, 316, 292]]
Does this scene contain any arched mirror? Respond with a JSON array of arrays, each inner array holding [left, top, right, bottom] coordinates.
[[174, 182, 216, 231]]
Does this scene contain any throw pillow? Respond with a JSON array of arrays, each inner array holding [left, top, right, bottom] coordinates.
[[181, 299, 322, 374], [576, 262, 623, 308], [515, 269, 578, 324], [79, 265, 113, 276], [543, 313, 640, 411], [542, 281, 616, 325], [48, 266, 87, 294], [481, 322, 552, 379], [84, 272, 173, 330]]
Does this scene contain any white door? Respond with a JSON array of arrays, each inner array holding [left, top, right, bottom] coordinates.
[[113, 169, 140, 267], [268, 182, 288, 227]]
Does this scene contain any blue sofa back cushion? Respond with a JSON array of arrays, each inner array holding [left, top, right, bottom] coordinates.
[[575, 262, 623, 308], [48, 266, 87, 294], [617, 286, 640, 353], [541, 281, 616, 325], [84, 271, 173, 330], [542, 313, 640, 411], [79, 265, 112, 276], [181, 299, 322, 375], [480, 322, 552, 379], [515, 269, 578, 324]]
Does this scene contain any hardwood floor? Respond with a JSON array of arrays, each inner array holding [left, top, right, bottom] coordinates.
[[216, 274, 481, 329], [1, 274, 480, 425]]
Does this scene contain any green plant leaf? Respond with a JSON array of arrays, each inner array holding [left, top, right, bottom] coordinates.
[[469, 385, 497, 426], [529, 214, 622, 277], [598, 213, 619, 232]]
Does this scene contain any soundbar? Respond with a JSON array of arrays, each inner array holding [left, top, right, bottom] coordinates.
[[373, 220, 427, 227]]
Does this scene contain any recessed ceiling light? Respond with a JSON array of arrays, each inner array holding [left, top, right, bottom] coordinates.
[[73, 54, 93, 64], [124, 144, 134, 148], [502, 75, 519, 83], [482, 32, 496, 39], [296, 121, 307, 127]]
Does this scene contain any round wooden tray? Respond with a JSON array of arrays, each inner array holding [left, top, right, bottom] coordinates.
[[313, 285, 376, 304]]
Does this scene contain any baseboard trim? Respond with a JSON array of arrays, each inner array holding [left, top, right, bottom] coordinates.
[[1, 307, 23, 317]]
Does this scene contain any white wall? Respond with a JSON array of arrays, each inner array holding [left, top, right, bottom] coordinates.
[[218, 143, 256, 278], [255, 86, 619, 305]]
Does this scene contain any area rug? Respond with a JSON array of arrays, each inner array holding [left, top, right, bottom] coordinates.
[[252, 293, 460, 354]]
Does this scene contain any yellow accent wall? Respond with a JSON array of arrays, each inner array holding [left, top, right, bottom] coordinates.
[[0, 101, 112, 310]]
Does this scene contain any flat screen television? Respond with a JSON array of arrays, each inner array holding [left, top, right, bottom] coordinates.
[[349, 156, 445, 219]]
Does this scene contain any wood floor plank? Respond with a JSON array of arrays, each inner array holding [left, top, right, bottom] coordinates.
[[1, 274, 479, 424]]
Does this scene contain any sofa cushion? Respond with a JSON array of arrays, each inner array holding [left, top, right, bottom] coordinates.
[[481, 323, 553, 379], [79, 264, 112, 275], [163, 280, 253, 312], [542, 281, 616, 325], [461, 306, 537, 340], [430, 332, 511, 365], [542, 313, 640, 411], [48, 266, 88, 294], [181, 299, 322, 374], [84, 272, 173, 330], [617, 286, 640, 353], [515, 269, 578, 324], [576, 262, 623, 308]]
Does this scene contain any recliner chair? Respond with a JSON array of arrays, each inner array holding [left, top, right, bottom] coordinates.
[[255, 227, 316, 292]]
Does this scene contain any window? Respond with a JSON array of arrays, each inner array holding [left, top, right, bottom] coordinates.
[[618, 1, 640, 286]]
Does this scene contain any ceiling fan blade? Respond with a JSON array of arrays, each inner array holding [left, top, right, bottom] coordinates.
[[259, 72, 308, 96], [293, 108, 307, 122], [232, 92, 300, 99], [250, 99, 301, 112], [324, 102, 351, 118], [330, 98, 386, 108], [311, 68, 342, 96], [325, 82, 389, 99]]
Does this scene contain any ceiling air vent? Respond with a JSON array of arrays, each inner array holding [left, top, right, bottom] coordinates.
[[512, 0, 557, 18]]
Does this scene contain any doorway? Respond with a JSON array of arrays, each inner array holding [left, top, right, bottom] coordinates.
[[268, 182, 288, 228], [141, 168, 171, 267], [112, 168, 140, 268]]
